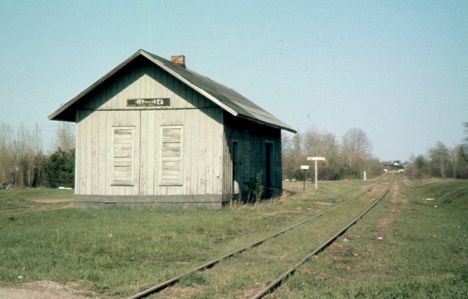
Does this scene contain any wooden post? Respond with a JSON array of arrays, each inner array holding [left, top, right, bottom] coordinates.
[[303, 169, 306, 192], [307, 157, 325, 190], [314, 160, 318, 190], [300, 165, 309, 192]]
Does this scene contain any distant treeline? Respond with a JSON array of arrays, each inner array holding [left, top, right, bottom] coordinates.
[[2, 121, 466, 189], [0, 123, 75, 188], [283, 124, 468, 181], [405, 122, 468, 179], [282, 128, 383, 180], [405, 142, 468, 179]]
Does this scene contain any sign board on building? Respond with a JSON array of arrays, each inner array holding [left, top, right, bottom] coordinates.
[[300, 165, 310, 170], [127, 98, 170, 107]]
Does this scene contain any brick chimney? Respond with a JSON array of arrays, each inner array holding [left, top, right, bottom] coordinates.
[[170, 55, 186, 68]]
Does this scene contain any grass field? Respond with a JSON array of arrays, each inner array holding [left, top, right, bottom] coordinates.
[[0, 188, 73, 213], [0, 177, 466, 298], [272, 178, 468, 298]]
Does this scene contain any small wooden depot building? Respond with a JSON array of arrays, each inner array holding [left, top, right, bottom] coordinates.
[[49, 49, 295, 208]]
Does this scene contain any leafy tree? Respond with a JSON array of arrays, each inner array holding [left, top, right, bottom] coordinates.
[[406, 155, 428, 179], [46, 148, 75, 188]]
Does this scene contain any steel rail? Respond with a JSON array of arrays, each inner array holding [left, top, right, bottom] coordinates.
[[127, 179, 385, 299], [250, 181, 392, 299]]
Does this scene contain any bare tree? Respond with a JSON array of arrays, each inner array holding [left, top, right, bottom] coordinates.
[[464, 122, 468, 143], [54, 122, 75, 151], [282, 133, 306, 179], [283, 127, 379, 180], [341, 128, 372, 177], [0, 124, 15, 184], [13, 124, 41, 187], [303, 129, 340, 179], [428, 142, 450, 178], [450, 144, 467, 178], [0, 123, 45, 187]]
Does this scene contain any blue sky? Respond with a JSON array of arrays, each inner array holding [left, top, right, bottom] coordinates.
[[0, 0, 467, 161]]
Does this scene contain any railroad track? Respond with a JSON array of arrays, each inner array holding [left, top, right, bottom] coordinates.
[[129, 177, 392, 299], [251, 179, 392, 298]]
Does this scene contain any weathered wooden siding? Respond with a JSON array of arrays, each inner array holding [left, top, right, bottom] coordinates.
[[75, 60, 224, 202], [222, 113, 282, 200]]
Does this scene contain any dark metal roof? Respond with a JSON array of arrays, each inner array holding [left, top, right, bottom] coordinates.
[[49, 49, 296, 133]]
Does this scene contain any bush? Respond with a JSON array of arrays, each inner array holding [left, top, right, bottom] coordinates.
[[45, 148, 75, 188]]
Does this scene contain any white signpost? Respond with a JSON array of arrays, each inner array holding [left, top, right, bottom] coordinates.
[[307, 156, 326, 190], [300, 165, 310, 192]]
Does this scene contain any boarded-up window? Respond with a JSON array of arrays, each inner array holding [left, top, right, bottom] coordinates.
[[112, 127, 134, 186], [160, 126, 183, 185]]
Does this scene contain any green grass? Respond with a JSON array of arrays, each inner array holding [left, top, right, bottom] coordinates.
[[272, 177, 468, 298], [0, 180, 374, 297], [0, 188, 73, 213], [154, 178, 390, 298], [0, 207, 280, 295], [1, 177, 465, 298]]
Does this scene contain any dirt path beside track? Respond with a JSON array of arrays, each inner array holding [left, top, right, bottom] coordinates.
[[0, 280, 94, 299]]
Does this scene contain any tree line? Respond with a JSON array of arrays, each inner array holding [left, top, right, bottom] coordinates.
[[405, 122, 468, 179], [1, 124, 384, 188], [0, 123, 75, 188], [282, 127, 382, 180], [3, 121, 465, 189]]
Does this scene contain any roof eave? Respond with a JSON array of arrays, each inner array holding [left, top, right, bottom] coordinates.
[[48, 49, 146, 121], [237, 114, 297, 133]]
